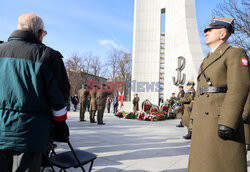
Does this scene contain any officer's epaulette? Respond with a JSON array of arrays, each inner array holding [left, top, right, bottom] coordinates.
[[233, 46, 241, 48]]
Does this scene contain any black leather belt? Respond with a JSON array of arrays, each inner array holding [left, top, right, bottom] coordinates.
[[199, 87, 227, 95]]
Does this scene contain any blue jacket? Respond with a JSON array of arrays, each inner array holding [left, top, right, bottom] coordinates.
[[0, 30, 70, 152]]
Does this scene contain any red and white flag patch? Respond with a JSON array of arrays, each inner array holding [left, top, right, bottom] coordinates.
[[241, 58, 248, 66]]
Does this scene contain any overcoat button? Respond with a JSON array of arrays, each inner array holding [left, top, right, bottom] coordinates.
[[205, 112, 209, 115]]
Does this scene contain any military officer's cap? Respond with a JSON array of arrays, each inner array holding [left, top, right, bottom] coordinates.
[[186, 81, 195, 86], [204, 17, 234, 34], [179, 86, 183, 88], [102, 82, 106, 86], [83, 83, 87, 86]]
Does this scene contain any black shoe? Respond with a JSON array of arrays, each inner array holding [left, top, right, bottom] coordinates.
[[98, 123, 106, 125], [79, 120, 86, 122], [90, 121, 96, 123], [176, 122, 184, 127], [183, 130, 192, 139]]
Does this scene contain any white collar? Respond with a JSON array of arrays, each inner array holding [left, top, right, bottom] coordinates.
[[210, 45, 220, 53]]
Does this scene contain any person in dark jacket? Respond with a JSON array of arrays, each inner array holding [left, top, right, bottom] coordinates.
[[107, 96, 112, 113], [0, 13, 70, 171], [71, 94, 79, 111], [113, 95, 119, 114]]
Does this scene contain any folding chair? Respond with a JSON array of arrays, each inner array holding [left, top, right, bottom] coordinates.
[[42, 138, 97, 172]]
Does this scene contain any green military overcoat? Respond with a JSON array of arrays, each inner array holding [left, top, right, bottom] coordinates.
[[243, 93, 250, 145], [89, 87, 98, 111], [176, 90, 185, 118], [133, 97, 140, 111], [188, 43, 249, 172], [96, 88, 111, 111], [180, 88, 195, 128], [78, 87, 89, 104]]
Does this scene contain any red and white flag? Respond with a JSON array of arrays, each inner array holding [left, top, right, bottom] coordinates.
[[118, 91, 124, 109]]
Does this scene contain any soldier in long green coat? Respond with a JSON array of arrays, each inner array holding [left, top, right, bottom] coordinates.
[[179, 81, 195, 139], [188, 17, 249, 172], [89, 85, 98, 123], [133, 94, 140, 112], [243, 93, 250, 150], [78, 83, 89, 121], [176, 86, 185, 127], [96, 83, 112, 125]]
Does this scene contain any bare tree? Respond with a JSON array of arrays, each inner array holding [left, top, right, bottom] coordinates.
[[106, 48, 132, 100], [212, 0, 249, 53], [65, 53, 85, 72], [89, 55, 102, 76], [83, 52, 93, 74], [65, 54, 85, 95], [117, 51, 132, 101], [107, 49, 120, 82]]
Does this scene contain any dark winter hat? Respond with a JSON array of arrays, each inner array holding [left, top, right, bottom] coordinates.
[[102, 82, 106, 86], [179, 86, 183, 89], [204, 17, 234, 34], [84, 83, 87, 86], [186, 81, 195, 86]]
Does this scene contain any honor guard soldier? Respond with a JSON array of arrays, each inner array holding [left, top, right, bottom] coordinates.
[[78, 83, 89, 122], [243, 93, 250, 150], [179, 81, 195, 139], [132, 94, 140, 112], [89, 84, 98, 123], [96, 83, 112, 125], [188, 17, 249, 172], [176, 85, 185, 127]]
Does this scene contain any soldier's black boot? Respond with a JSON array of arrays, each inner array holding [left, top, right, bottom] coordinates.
[[183, 130, 192, 139], [176, 121, 184, 127]]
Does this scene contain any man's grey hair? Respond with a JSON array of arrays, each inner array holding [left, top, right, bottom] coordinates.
[[18, 13, 44, 38]]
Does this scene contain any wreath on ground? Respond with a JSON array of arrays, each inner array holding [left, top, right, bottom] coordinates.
[[114, 100, 175, 121]]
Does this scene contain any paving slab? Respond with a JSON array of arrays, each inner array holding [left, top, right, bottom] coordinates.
[[44, 111, 250, 172]]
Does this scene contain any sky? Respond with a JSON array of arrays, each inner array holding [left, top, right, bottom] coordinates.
[[0, 0, 224, 62]]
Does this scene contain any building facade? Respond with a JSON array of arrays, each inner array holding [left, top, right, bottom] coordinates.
[[132, 0, 203, 105]]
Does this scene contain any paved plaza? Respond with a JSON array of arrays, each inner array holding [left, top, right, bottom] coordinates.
[[50, 111, 250, 172]]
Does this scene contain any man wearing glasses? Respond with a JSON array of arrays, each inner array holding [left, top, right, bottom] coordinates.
[[0, 13, 70, 171]]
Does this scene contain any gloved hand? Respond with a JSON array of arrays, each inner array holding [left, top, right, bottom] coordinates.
[[218, 124, 233, 140], [242, 115, 249, 124], [52, 120, 70, 142]]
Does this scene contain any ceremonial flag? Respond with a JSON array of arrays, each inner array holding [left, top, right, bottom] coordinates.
[[118, 91, 124, 109]]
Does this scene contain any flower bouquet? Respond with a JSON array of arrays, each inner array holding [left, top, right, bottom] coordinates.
[[160, 102, 169, 112], [115, 112, 124, 118], [137, 111, 146, 120], [142, 99, 152, 113], [153, 112, 167, 121], [144, 113, 155, 121], [124, 112, 136, 119], [150, 104, 159, 114]]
